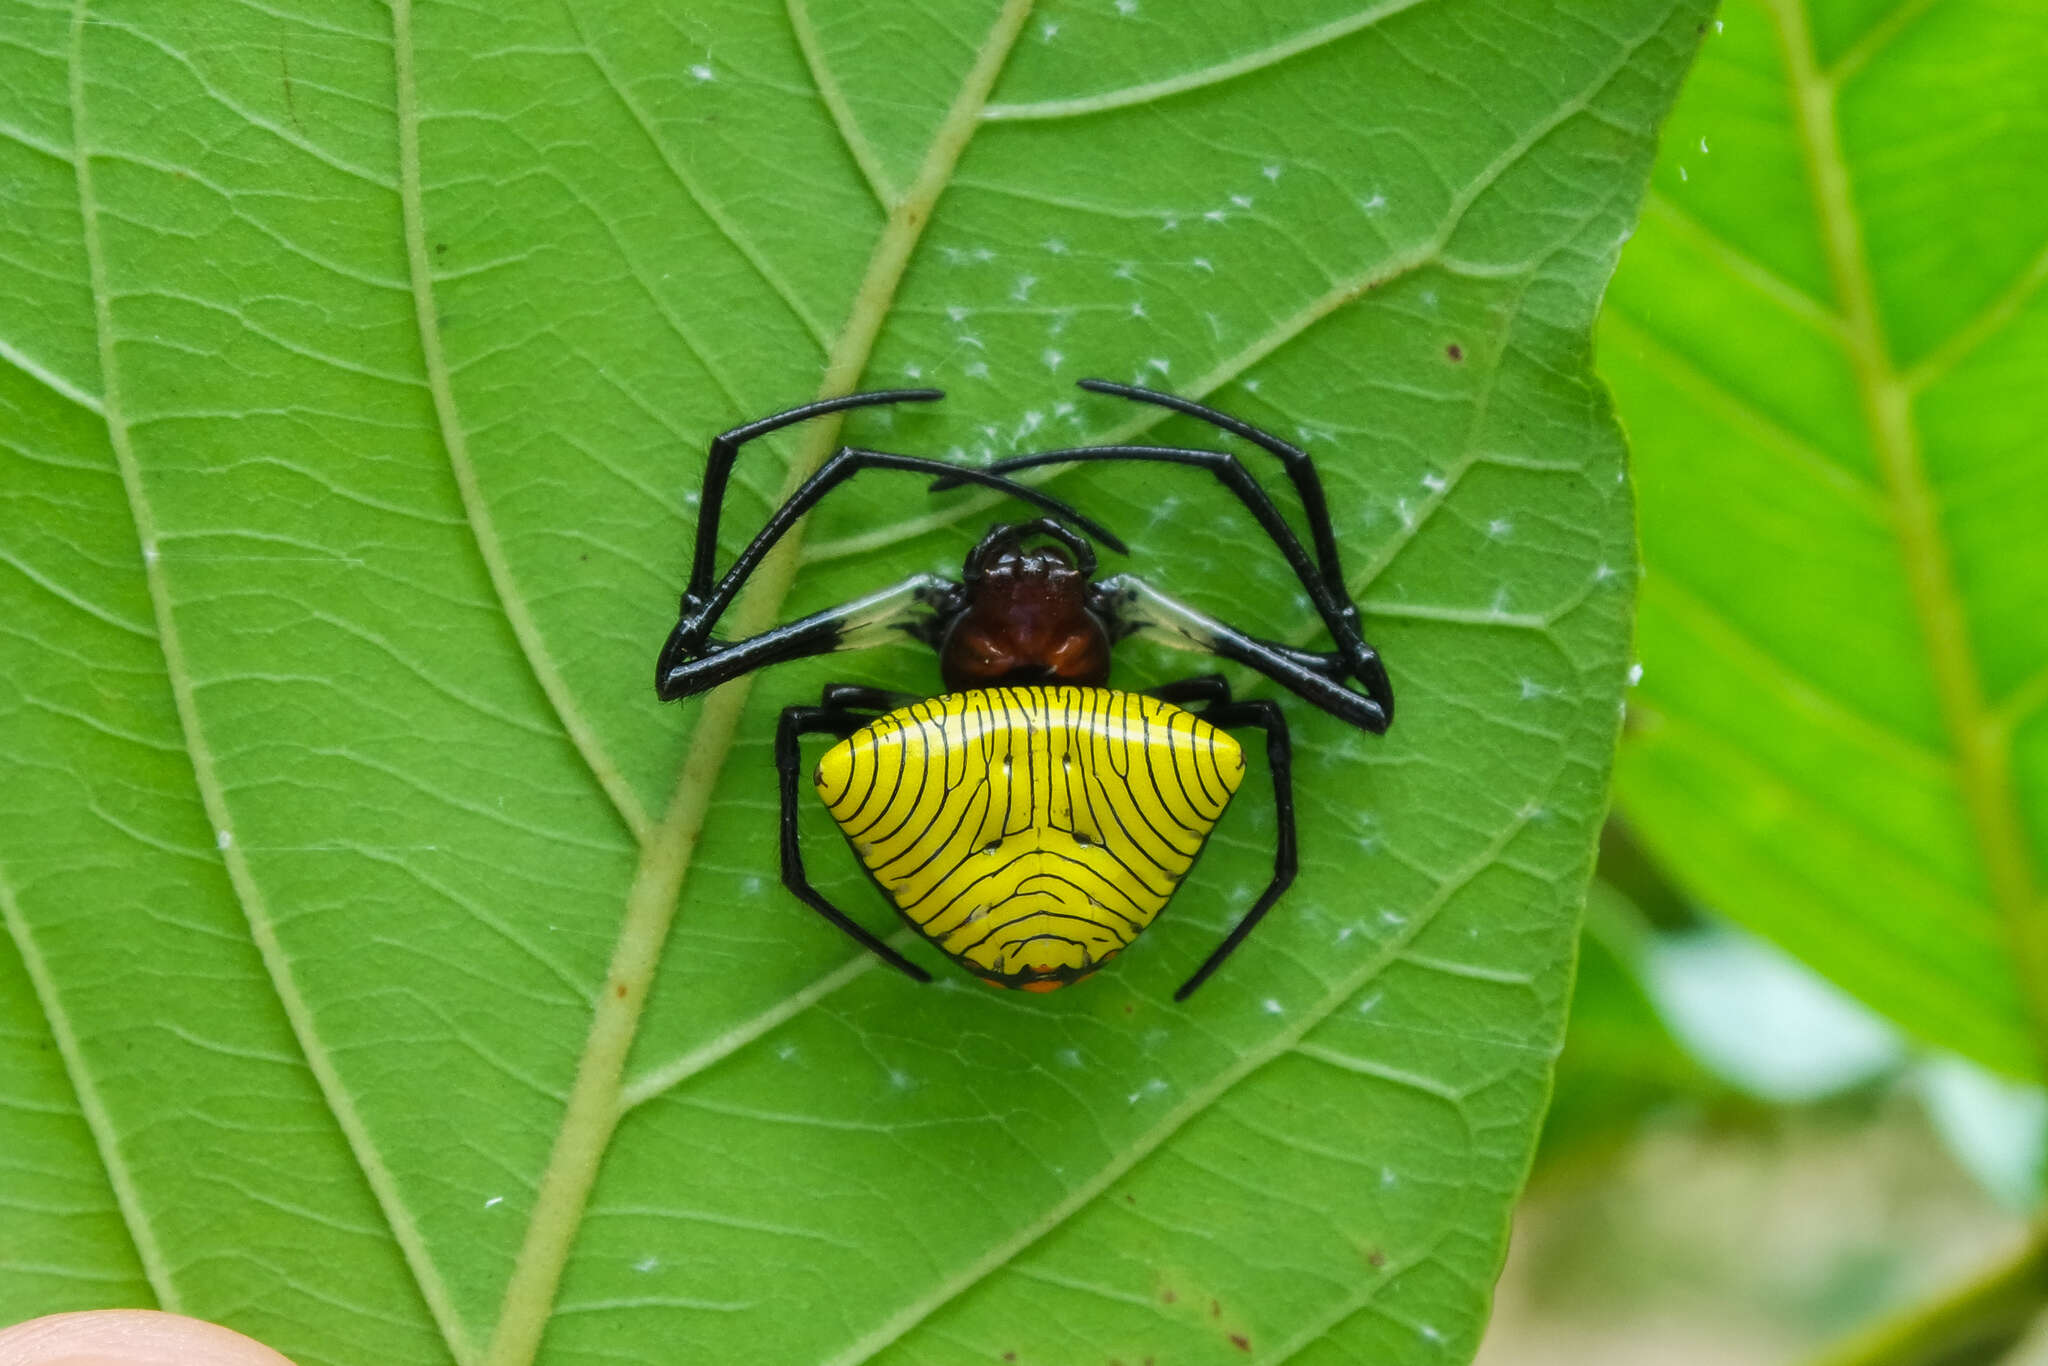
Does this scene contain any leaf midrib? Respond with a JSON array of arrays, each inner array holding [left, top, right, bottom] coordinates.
[[478, 6, 1039, 1364], [1765, 0, 2048, 1068]]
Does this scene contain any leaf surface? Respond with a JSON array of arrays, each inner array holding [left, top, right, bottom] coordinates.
[[1605, 0, 2048, 1078], [0, 2, 1702, 1362]]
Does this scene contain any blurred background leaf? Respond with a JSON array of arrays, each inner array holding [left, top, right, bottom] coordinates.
[[1483, 0, 2048, 1357], [1604, 0, 2048, 1079]]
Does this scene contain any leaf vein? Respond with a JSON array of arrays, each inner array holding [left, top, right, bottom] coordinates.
[[392, 0, 654, 845], [560, 4, 834, 351], [0, 865, 176, 1310], [70, 3, 477, 1356], [980, 0, 1435, 123], [786, 0, 897, 209], [823, 809, 1537, 1366]]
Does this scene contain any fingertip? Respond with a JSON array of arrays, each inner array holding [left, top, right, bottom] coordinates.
[[0, 1309, 296, 1366]]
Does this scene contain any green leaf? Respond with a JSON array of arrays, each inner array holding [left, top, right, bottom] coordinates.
[[1534, 881, 1729, 1178], [0, 2, 1701, 1362], [1605, 0, 2048, 1078]]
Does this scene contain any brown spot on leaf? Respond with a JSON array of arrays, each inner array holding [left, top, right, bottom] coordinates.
[[1445, 343, 1464, 361], [1230, 1334, 1251, 1351]]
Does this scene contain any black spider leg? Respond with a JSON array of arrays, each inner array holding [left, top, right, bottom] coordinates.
[[1078, 379, 1347, 596], [658, 573, 957, 701], [935, 443, 1390, 731], [777, 696, 932, 983], [822, 684, 924, 711], [1103, 574, 1388, 733], [660, 444, 1128, 699], [1146, 675, 1295, 1000], [1078, 379, 1391, 716], [687, 388, 939, 613]]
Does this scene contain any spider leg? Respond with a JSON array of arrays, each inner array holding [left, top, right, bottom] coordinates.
[[939, 443, 1392, 727], [1144, 673, 1231, 708], [687, 388, 941, 614], [1152, 680, 1295, 1001], [1077, 378, 1348, 598], [936, 442, 1340, 624], [1100, 574, 1390, 733], [820, 684, 924, 711], [777, 703, 932, 983], [657, 573, 961, 701], [667, 445, 1126, 671]]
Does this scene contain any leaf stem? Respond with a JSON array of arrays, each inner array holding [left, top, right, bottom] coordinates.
[[1803, 1224, 2048, 1366]]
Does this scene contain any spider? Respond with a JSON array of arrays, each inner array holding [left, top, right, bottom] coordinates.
[[655, 379, 1393, 1000]]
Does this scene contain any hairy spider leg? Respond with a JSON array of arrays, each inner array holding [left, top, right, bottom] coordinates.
[[1102, 576, 1390, 735], [657, 573, 959, 701]]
